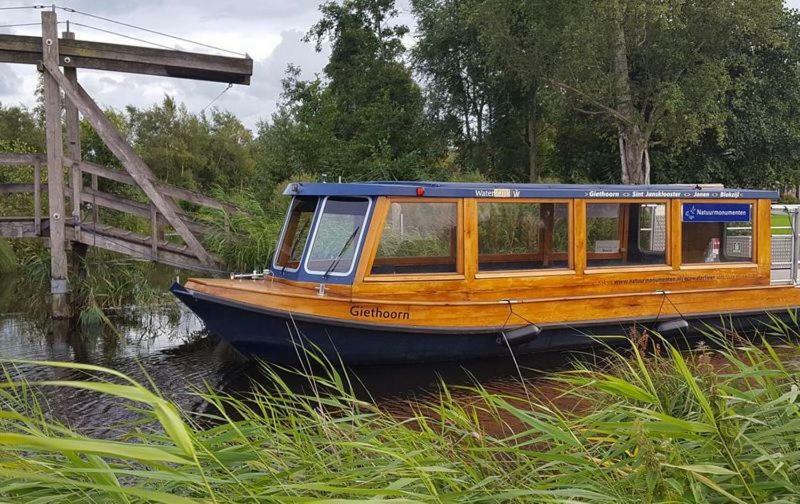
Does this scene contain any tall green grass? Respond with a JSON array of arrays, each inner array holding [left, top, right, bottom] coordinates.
[[0, 334, 798, 502], [4, 244, 172, 319]]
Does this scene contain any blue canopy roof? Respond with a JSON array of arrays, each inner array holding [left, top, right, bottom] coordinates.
[[284, 181, 778, 200]]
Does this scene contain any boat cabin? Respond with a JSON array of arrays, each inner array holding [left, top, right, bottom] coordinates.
[[270, 182, 776, 299]]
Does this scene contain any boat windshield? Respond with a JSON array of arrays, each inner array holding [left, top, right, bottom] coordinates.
[[274, 197, 318, 272], [305, 197, 370, 276]]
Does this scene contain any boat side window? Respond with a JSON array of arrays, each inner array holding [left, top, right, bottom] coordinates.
[[370, 201, 458, 275], [477, 202, 569, 271], [305, 197, 371, 276], [586, 202, 667, 267], [681, 202, 754, 264], [638, 204, 667, 254], [274, 197, 318, 272]]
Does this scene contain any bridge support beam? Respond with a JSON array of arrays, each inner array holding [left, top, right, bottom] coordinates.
[[42, 11, 70, 318]]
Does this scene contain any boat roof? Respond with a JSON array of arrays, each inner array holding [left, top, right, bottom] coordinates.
[[284, 181, 778, 200]]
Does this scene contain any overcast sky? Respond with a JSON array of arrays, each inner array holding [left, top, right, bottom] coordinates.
[[0, 0, 797, 131], [0, 0, 415, 130]]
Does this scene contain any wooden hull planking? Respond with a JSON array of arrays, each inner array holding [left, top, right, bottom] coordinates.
[[174, 278, 800, 363], [183, 277, 800, 332]]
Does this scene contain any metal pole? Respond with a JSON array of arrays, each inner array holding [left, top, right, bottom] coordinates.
[[792, 208, 800, 285]]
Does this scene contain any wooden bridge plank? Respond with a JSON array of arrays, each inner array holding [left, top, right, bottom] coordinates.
[[0, 34, 252, 85], [68, 228, 212, 272], [0, 153, 45, 166], [64, 29, 83, 243], [0, 184, 41, 194], [2, 177, 217, 237], [44, 59, 216, 267], [75, 188, 214, 236], [0, 219, 37, 238], [66, 157, 240, 213], [79, 222, 190, 254], [0, 218, 218, 271], [34, 162, 41, 235]]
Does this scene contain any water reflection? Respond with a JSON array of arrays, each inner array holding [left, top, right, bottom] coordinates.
[[0, 290, 590, 434]]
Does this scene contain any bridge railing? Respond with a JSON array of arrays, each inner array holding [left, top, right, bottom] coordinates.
[[771, 205, 800, 285], [0, 153, 44, 236], [0, 152, 238, 269]]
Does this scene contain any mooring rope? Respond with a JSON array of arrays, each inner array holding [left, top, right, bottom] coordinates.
[[499, 299, 532, 402]]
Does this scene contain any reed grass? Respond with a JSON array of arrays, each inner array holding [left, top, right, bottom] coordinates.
[[0, 332, 798, 502], [3, 245, 171, 321]]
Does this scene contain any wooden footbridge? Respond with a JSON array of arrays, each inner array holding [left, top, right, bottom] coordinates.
[[0, 8, 253, 317]]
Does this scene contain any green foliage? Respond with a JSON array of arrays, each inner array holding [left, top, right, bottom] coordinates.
[[412, 0, 572, 180], [0, 239, 16, 273], [412, 0, 799, 185], [0, 103, 43, 152], [477, 202, 569, 255], [255, 0, 446, 186], [199, 188, 288, 272], [653, 8, 800, 188], [0, 333, 799, 501], [126, 97, 256, 191], [1, 242, 170, 320]]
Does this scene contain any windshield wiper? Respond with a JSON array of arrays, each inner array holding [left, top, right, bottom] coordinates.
[[322, 225, 360, 280], [280, 218, 311, 275]]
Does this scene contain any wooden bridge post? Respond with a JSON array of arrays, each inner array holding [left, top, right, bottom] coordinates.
[[63, 29, 83, 242], [63, 28, 89, 277], [33, 160, 41, 235], [41, 10, 70, 318], [150, 203, 159, 260]]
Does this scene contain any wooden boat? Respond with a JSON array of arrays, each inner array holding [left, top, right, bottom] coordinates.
[[171, 181, 800, 363]]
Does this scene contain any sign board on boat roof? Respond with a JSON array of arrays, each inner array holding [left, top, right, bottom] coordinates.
[[285, 182, 778, 200], [682, 203, 752, 222]]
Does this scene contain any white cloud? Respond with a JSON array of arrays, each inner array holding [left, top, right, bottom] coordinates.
[[0, 0, 415, 129], [0, 0, 330, 129], [0, 64, 23, 97]]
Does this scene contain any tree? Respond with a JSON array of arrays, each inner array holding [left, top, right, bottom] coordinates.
[[253, 0, 444, 188], [304, 0, 438, 178], [412, 0, 496, 170], [470, 0, 574, 181], [0, 103, 43, 152], [413, 0, 571, 181], [653, 8, 800, 190], [552, 0, 786, 183], [125, 96, 255, 191]]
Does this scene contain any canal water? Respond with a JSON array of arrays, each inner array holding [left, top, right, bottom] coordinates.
[[0, 281, 585, 436]]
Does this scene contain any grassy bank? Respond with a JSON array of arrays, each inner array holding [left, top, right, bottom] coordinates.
[[0, 331, 798, 502]]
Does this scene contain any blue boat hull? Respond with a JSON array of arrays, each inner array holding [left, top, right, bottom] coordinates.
[[170, 283, 789, 364]]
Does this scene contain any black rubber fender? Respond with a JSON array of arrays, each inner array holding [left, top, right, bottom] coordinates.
[[498, 324, 542, 345], [656, 318, 689, 335]]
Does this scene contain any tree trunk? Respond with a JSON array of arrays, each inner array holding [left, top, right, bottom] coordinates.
[[527, 113, 538, 183], [475, 99, 483, 143], [618, 125, 649, 184], [527, 86, 539, 183], [612, 0, 649, 184]]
